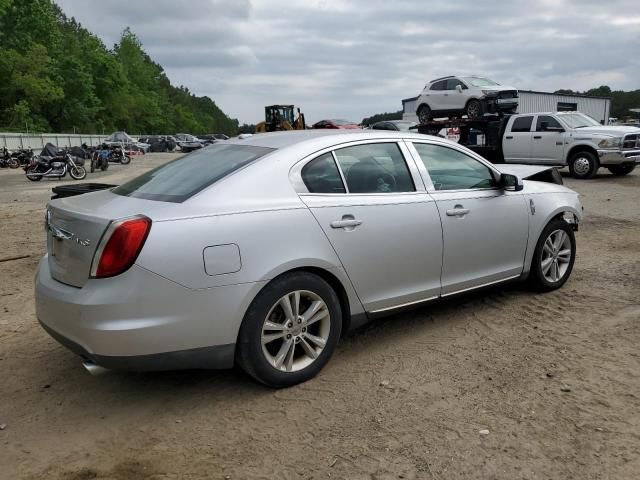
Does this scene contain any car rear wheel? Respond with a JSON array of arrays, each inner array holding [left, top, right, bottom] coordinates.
[[237, 272, 342, 388], [465, 99, 484, 119], [529, 219, 576, 292], [417, 105, 432, 124], [606, 163, 636, 176], [569, 151, 598, 179]]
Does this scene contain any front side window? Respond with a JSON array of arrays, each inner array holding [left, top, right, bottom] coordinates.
[[446, 78, 467, 90], [301, 153, 346, 194], [413, 143, 496, 191], [334, 143, 415, 193], [511, 116, 534, 132], [536, 115, 563, 132], [113, 144, 274, 202]]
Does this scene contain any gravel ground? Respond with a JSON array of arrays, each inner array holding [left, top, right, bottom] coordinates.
[[0, 154, 638, 479]]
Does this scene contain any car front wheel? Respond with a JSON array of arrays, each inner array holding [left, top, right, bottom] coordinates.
[[569, 151, 598, 179], [237, 272, 342, 388], [465, 99, 484, 119], [529, 219, 576, 292]]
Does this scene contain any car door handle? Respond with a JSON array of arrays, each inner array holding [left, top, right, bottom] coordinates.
[[533, 135, 542, 139], [446, 206, 470, 217], [331, 218, 362, 229], [505, 136, 513, 139]]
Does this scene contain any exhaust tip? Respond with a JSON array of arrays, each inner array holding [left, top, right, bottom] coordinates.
[[82, 360, 109, 376]]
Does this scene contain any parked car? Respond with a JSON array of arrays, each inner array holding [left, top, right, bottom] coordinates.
[[312, 119, 360, 129], [370, 120, 418, 131], [175, 133, 204, 152], [103, 131, 150, 153], [138, 135, 178, 152], [36, 130, 582, 387], [413, 75, 519, 123], [461, 111, 640, 179]]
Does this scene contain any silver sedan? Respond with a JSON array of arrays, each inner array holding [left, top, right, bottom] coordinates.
[[35, 130, 582, 387]]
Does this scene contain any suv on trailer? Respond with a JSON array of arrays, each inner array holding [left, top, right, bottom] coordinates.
[[415, 75, 518, 123]]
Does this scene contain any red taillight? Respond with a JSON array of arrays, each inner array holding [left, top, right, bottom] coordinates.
[[91, 216, 151, 278]]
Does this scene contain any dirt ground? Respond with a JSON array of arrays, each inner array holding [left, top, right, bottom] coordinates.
[[0, 154, 638, 480]]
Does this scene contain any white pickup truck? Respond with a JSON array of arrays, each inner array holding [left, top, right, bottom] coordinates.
[[493, 112, 640, 179]]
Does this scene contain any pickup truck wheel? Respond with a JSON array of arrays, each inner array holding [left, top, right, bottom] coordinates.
[[529, 219, 576, 292], [568, 151, 598, 179], [417, 105, 432, 124], [606, 164, 636, 176], [465, 99, 483, 119]]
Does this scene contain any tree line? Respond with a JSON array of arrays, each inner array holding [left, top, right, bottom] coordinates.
[[0, 0, 238, 135]]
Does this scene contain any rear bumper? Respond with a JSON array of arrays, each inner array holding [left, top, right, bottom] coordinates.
[[35, 256, 265, 371], [39, 319, 235, 371], [597, 149, 640, 165]]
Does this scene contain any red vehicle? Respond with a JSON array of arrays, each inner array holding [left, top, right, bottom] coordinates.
[[312, 119, 360, 129]]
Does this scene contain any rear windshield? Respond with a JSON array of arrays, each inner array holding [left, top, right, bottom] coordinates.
[[113, 144, 274, 202]]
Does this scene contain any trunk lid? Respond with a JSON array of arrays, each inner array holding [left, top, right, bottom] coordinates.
[[45, 189, 179, 287]]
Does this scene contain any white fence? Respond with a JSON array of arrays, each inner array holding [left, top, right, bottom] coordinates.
[[0, 133, 109, 150]]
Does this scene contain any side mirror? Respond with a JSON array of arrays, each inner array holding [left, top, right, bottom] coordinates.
[[456, 84, 463, 93], [500, 173, 523, 191]]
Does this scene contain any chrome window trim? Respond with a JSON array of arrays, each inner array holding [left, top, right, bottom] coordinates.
[[406, 139, 504, 195]]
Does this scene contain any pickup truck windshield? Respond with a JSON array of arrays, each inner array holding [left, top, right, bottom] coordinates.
[[113, 144, 275, 202], [463, 77, 500, 87], [559, 113, 600, 128]]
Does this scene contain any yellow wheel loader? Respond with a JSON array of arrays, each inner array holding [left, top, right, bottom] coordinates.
[[255, 105, 306, 133]]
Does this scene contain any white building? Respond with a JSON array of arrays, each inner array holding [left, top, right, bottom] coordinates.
[[402, 90, 611, 125]]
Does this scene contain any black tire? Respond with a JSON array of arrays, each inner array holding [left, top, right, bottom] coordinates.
[[69, 165, 87, 180], [417, 104, 432, 124], [120, 155, 131, 165], [465, 99, 484, 119], [568, 150, 599, 179], [236, 271, 342, 388], [606, 163, 636, 176], [529, 219, 576, 292], [25, 168, 42, 181], [8, 158, 19, 169]]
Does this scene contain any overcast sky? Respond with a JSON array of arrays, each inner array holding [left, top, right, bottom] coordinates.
[[55, 0, 639, 124]]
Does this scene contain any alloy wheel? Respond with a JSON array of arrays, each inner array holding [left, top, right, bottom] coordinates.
[[541, 229, 572, 283], [573, 156, 592, 176], [261, 290, 331, 372]]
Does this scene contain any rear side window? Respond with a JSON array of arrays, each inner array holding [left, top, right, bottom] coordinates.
[[430, 80, 447, 91], [301, 153, 346, 193], [113, 144, 274, 202], [511, 116, 533, 132], [334, 143, 415, 193]]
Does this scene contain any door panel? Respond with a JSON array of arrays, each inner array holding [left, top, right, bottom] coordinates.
[[530, 115, 566, 163], [409, 141, 530, 294], [301, 194, 443, 311], [430, 190, 529, 294]]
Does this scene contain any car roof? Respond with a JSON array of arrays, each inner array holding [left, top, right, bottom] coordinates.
[[225, 129, 446, 151]]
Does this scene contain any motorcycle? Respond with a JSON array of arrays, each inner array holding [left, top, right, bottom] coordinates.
[[108, 144, 131, 164], [90, 149, 110, 173], [0, 148, 19, 169], [24, 150, 87, 181]]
